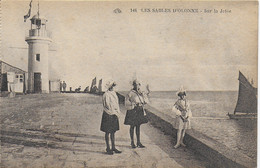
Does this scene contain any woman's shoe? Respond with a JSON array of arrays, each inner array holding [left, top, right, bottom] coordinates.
[[106, 148, 113, 155], [180, 142, 186, 147], [174, 144, 180, 149], [131, 142, 136, 148], [137, 142, 145, 148], [112, 148, 122, 154]]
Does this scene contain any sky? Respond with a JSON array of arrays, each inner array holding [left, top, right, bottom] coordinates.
[[1, 1, 258, 91]]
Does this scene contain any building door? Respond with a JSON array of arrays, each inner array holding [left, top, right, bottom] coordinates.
[[34, 73, 41, 93], [1, 73, 8, 91], [14, 74, 24, 93]]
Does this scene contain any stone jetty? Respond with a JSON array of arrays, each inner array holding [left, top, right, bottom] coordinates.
[[0, 93, 210, 168]]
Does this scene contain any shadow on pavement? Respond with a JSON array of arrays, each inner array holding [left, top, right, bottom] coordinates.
[[0, 129, 131, 155], [25, 128, 129, 142]]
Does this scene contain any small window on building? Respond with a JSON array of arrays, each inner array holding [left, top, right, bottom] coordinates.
[[20, 75, 23, 82], [16, 75, 19, 78], [36, 54, 40, 62]]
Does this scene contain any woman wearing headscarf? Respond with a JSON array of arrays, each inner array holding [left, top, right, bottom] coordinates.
[[172, 86, 192, 148], [124, 80, 150, 148], [100, 80, 122, 155]]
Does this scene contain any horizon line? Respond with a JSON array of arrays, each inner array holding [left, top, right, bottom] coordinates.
[[117, 90, 238, 92]]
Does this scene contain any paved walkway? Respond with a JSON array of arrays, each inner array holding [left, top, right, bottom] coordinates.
[[0, 93, 209, 168]]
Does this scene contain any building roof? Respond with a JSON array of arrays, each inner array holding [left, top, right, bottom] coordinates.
[[0, 60, 27, 73]]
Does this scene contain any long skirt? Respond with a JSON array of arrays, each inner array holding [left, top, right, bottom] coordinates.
[[100, 112, 119, 133], [175, 116, 191, 130], [124, 106, 148, 126]]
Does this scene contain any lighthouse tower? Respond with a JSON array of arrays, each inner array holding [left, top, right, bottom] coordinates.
[[25, 12, 52, 93]]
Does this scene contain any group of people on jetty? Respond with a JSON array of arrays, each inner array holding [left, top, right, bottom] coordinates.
[[100, 79, 192, 155]]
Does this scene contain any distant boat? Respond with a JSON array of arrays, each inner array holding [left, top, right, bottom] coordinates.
[[98, 79, 103, 93], [84, 86, 89, 93], [89, 77, 103, 94], [90, 77, 97, 93], [228, 71, 257, 119]]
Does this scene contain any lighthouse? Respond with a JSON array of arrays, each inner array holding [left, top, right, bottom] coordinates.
[[25, 10, 52, 93]]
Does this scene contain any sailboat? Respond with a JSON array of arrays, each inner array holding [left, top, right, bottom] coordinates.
[[90, 77, 97, 93], [98, 79, 103, 93], [228, 71, 257, 119]]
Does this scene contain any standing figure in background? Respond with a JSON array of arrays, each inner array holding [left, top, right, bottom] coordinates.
[[100, 80, 122, 155], [172, 87, 192, 148], [62, 81, 67, 92], [60, 81, 63, 93], [124, 80, 150, 148]]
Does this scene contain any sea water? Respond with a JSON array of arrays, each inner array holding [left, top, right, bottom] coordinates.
[[148, 91, 257, 160]]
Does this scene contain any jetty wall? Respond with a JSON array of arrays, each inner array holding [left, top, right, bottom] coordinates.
[[116, 92, 256, 168]]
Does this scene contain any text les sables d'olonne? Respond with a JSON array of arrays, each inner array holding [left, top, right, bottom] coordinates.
[[130, 8, 231, 14]]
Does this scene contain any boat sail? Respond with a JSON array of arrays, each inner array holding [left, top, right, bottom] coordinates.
[[98, 79, 102, 93], [90, 77, 97, 93], [228, 71, 257, 119]]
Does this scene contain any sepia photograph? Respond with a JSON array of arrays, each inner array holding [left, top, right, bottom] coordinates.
[[0, 0, 258, 167]]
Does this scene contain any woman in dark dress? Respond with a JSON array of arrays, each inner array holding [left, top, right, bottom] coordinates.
[[124, 80, 150, 148], [100, 80, 122, 155]]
